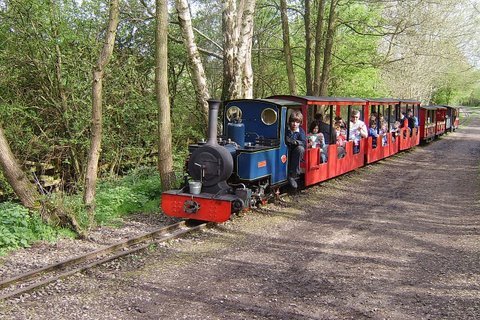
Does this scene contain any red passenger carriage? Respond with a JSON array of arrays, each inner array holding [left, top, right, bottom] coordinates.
[[419, 105, 447, 142], [445, 105, 460, 132], [398, 99, 421, 150], [268, 95, 367, 187], [365, 98, 399, 164]]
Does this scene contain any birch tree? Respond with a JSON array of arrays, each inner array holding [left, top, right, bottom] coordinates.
[[175, 0, 210, 123], [157, 0, 176, 190], [222, 0, 256, 100], [84, 0, 120, 217]]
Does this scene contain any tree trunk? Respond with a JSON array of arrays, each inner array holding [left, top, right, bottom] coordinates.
[[243, 41, 254, 98], [304, 0, 313, 95], [84, 0, 120, 217], [221, 0, 237, 101], [230, 0, 256, 99], [313, 0, 326, 96], [0, 126, 38, 210], [175, 0, 210, 124], [221, 0, 256, 100], [157, 0, 176, 191], [0, 125, 81, 232], [280, 0, 297, 95], [319, 0, 337, 96]]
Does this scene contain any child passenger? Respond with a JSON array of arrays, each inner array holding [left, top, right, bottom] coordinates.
[[308, 122, 327, 163], [335, 121, 347, 158], [368, 119, 379, 148], [379, 121, 388, 146], [390, 121, 401, 141], [285, 111, 306, 189]]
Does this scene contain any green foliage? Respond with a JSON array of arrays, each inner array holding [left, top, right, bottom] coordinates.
[[92, 167, 164, 225], [329, 3, 386, 97], [0, 170, 14, 200], [0, 203, 73, 256]]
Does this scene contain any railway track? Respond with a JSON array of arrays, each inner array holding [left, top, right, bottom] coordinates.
[[0, 220, 207, 301]]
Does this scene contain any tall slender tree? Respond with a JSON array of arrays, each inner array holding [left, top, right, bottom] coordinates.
[[313, 0, 326, 95], [175, 0, 210, 124], [280, 0, 297, 95], [84, 0, 120, 217], [157, 0, 176, 190], [319, 0, 338, 96]]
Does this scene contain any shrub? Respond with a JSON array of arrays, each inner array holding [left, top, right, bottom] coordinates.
[[0, 202, 73, 256]]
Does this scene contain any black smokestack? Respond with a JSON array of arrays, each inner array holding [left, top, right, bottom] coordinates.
[[206, 99, 221, 145]]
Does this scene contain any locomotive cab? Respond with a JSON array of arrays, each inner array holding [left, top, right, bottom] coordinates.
[[223, 99, 302, 188]]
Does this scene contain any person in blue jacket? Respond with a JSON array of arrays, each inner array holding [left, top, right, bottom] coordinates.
[[285, 110, 306, 188]]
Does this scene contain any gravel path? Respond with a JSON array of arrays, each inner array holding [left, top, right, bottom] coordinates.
[[1, 109, 479, 320]]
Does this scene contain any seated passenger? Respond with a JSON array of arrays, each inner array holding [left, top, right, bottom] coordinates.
[[379, 121, 388, 146], [407, 110, 417, 136], [390, 121, 401, 141], [307, 122, 327, 163], [368, 119, 379, 148], [285, 111, 306, 189], [336, 125, 347, 159], [348, 110, 368, 153], [334, 116, 346, 129], [314, 113, 334, 145]]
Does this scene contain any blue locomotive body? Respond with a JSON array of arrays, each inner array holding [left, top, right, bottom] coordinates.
[[224, 99, 299, 185]]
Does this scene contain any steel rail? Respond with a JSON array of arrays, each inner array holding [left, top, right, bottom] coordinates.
[[0, 220, 207, 301]]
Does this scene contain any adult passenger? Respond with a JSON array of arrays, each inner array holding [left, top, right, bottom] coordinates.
[[314, 113, 334, 145], [407, 110, 418, 135], [285, 110, 307, 189], [348, 110, 368, 153]]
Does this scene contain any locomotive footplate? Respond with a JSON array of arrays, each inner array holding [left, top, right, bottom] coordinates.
[[161, 190, 240, 222]]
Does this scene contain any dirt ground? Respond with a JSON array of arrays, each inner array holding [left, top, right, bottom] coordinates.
[[1, 110, 479, 320]]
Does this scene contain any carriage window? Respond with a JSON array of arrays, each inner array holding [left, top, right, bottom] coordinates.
[[261, 108, 277, 125], [226, 106, 242, 122]]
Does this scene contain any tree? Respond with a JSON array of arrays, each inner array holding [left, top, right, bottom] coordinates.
[[378, 0, 480, 102], [279, 0, 297, 95], [0, 125, 39, 210], [0, 123, 80, 231], [175, 0, 210, 123], [156, 0, 176, 190], [84, 0, 120, 217], [312, 0, 326, 95], [318, 0, 338, 96], [221, 0, 256, 100]]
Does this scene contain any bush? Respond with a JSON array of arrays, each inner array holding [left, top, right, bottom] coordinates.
[[94, 167, 163, 225], [0, 202, 73, 256]]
